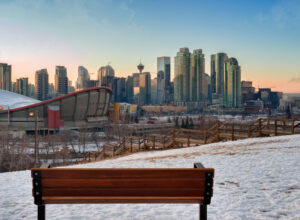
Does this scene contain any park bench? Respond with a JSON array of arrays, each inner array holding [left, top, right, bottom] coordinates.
[[31, 163, 214, 220]]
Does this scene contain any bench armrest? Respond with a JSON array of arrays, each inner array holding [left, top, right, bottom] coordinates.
[[194, 163, 205, 168]]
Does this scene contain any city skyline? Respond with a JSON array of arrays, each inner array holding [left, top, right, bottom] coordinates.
[[0, 0, 300, 93]]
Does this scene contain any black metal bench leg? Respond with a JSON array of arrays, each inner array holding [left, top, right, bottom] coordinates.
[[38, 205, 45, 220], [199, 204, 207, 220]]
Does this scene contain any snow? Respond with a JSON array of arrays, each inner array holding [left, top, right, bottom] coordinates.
[[0, 135, 300, 219], [0, 89, 40, 110]]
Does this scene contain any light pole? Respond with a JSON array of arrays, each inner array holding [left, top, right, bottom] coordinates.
[[29, 111, 38, 167]]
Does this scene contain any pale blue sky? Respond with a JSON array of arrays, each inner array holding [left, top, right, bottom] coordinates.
[[0, 0, 299, 92]]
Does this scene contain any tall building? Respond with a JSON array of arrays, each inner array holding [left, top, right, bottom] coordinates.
[[174, 48, 191, 103], [190, 49, 205, 102], [12, 82, 16, 93], [16, 77, 29, 96], [55, 66, 68, 96], [76, 66, 90, 90], [157, 56, 171, 104], [97, 65, 115, 89], [241, 81, 255, 104], [29, 83, 35, 98], [132, 73, 140, 87], [203, 73, 211, 103], [223, 58, 242, 108], [151, 78, 158, 104], [125, 76, 134, 103], [87, 80, 99, 88], [35, 69, 49, 101], [68, 81, 75, 94], [48, 83, 56, 99], [139, 72, 151, 105], [0, 63, 12, 91], [113, 77, 126, 102], [211, 53, 228, 95]]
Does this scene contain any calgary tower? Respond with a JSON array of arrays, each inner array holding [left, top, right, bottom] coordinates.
[[137, 62, 144, 74]]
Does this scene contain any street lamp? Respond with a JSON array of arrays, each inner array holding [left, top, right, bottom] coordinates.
[[29, 111, 38, 167]]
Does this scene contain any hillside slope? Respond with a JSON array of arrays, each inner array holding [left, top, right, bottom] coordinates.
[[0, 135, 299, 219]]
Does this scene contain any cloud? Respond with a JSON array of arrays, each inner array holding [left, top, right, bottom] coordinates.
[[120, 1, 136, 22], [255, 0, 300, 28], [289, 77, 300, 83]]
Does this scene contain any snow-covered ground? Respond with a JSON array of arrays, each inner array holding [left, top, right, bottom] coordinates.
[[0, 135, 300, 219]]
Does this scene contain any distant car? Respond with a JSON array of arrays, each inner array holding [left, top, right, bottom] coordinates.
[[147, 120, 154, 124]]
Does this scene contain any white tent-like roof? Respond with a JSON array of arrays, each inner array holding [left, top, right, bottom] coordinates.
[[0, 90, 40, 110]]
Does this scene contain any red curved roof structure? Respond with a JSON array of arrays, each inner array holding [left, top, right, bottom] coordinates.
[[0, 87, 112, 130]]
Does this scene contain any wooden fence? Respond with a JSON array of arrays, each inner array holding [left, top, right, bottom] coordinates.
[[81, 115, 300, 163]]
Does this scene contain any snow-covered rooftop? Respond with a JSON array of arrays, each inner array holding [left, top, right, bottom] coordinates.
[[0, 135, 299, 219], [0, 89, 40, 110]]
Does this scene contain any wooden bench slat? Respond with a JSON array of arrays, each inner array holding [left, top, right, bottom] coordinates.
[[42, 187, 205, 197], [42, 178, 205, 188], [32, 168, 214, 179], [31, 165, 214, 220], [43, 196, 204, 204]]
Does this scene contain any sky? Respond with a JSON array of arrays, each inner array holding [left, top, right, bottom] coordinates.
[[0, 0, 299, 93]]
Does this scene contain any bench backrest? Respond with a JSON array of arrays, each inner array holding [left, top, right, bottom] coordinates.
[[31, 166, 214, 205]]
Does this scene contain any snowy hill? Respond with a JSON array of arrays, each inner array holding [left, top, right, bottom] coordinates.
[[0, 135, 299, 219]]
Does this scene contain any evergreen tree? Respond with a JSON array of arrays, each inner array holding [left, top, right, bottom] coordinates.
[[167, 117, 172, 123], [286, 105, 292, 119], [185, 116, 190, 129], [134, 116, 139, 123], [181, 118, 186, 129], [175, 117, 179, 128], [190, 118, 194, 129]]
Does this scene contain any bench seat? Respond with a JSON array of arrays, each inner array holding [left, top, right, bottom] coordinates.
[[31, 163, 214, 220], [43, 196, 204, 204]]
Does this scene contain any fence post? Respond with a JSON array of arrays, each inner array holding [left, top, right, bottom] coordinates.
[[258, 119, 262, 137], [138, 137, 141, 151], [203, 131, 207, 144], [102, 146, 105, 158], [216, 123, 220, 141], [152, 136, 155, 150], [248, 125, 251, 137], [274, 120, 278, 136], [172, 129, 175, 148], [291, 120, 295, 134], [231, 124, 235, 140], [130, 137, 133, 153], [122, 137, 126, 152]]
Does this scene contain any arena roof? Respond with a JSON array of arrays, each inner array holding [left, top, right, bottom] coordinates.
[[0, 87, 112, 130], [0, 90, 40, 110]]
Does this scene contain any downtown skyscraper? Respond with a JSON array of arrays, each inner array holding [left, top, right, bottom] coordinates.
[[139, 72, 151, 105], [35, 69, 49, 101], [16, 77, 29, 96], [190, 49, 205, 102], [211, 53, 228, 96], [76, 66, 90, 90], [98, 65, 115, 89], [55, 66, 68, 96], [223, 58, 242, 108], [157, 56, 171, 104], [0, 63, 12, 91], [174, 48, 208, 108], [174, 48, 191, 104]]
